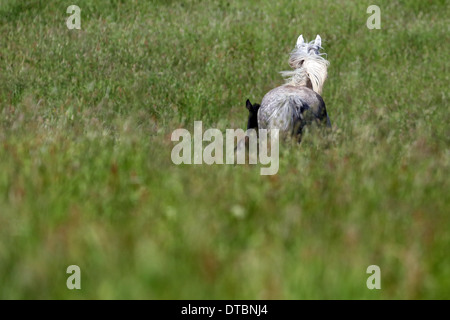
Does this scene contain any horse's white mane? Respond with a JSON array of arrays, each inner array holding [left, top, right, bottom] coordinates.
[[280, 35, 329, 95]]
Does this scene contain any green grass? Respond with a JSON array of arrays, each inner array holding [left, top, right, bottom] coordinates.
[[0, 0, 448, 299]]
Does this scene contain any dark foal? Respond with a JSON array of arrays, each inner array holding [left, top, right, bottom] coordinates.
[[245, 99, 260, 131], [234, 99, 260, 160]]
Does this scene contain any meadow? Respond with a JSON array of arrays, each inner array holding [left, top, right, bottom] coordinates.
[[0, 0, 448, 299]]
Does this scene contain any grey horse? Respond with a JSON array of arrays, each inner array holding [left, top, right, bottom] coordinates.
[[258, 35, 331, 140]]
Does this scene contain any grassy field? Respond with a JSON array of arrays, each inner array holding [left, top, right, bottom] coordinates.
[[0, 0, 448, 299]]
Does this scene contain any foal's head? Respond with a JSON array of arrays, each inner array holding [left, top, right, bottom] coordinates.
[[245, 99, 260, 130]]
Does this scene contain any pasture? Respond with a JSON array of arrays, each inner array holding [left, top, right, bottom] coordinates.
[[0, 0, 448, 299]]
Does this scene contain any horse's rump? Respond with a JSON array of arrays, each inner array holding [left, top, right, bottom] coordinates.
[[258, 85, 330, 136]]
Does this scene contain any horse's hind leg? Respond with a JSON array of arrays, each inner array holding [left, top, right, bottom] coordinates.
[[292, 120, 304, 143]]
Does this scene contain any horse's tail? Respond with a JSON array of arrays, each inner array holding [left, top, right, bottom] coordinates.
[[264, 96, 305, 136]]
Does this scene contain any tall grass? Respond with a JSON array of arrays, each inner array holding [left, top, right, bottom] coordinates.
[[0, 0, 448, 299]]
